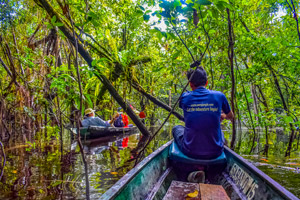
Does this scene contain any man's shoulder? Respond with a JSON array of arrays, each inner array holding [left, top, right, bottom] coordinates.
[[181, 91, 193, 98], [208, 90, 225, 97], [82, 117, 90, 122]]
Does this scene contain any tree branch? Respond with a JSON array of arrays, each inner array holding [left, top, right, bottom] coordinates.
[[0, 141, 6, 181], [34, 0, 150, 137]]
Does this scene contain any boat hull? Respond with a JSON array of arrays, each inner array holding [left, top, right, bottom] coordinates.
[[72, 126, 138, 139], [222, 147, 298, 200], [101, 141, 299, 200]]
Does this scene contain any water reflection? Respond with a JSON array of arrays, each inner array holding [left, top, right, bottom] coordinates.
[[74, 130, 165, 200], [243, 154, 300, 198], [0, 128, 299, 199]]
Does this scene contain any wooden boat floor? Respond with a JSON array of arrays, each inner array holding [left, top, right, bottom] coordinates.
[[199, 183, 230, 200], [163, 181, 200, 200], [163, 181, 229, 200]]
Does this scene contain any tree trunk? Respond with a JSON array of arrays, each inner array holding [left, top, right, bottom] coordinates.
[[257, 86, 270, 155], [267, 64, 295, 157], [250, 84, 260, 153], [237, 67, 256, 154], [227, 7, 237, 149]]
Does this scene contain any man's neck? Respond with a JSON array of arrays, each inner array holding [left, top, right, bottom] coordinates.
[[190, 83, 206, 91]]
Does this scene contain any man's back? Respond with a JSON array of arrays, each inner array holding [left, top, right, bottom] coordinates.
[[180, 87, 231, 158]]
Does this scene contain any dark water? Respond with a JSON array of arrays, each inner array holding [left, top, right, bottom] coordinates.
[[0, 127, 299, 199], [242, 155, 300, 198]]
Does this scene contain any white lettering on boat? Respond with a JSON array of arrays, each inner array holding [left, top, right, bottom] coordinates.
[[229, 163, 258, 200]]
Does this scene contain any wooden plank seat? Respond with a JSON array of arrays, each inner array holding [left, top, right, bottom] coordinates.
[[163, 181, 200, 200], [199, 183, 230, 200], [163, 181, 229, 200]]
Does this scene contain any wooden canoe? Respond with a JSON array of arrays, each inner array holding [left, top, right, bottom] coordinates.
[[100, 141, 299, 200], [71, 126, 138, 139]]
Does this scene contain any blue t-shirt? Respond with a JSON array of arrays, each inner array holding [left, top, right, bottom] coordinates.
[[179, 87, 231, 158]]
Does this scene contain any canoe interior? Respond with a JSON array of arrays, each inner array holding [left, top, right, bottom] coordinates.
[[101, 141, 299, 200], [71, 126, 138, 139]]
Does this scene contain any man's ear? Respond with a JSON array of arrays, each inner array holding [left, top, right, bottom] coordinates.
[[190, 82, 196, 91], [205, 80, 208, 86]]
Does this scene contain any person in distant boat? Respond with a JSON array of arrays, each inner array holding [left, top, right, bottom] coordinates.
[[114, 105, 146, 127], [173, 67, 234, 160], [81, 108, 119, 127], [114, 107, 133, 128]]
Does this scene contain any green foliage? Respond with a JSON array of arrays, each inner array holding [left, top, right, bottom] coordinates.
[[1, 0, 300, 198], [0, 0, 23, 30], [1, 0, 300, 165]]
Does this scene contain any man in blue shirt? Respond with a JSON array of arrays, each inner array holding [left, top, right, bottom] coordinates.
[[173, 67, 234, 159], [82, 108, 119, 127]]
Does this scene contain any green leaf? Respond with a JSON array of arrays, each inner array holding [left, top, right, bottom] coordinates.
[[210, 7, 219, 18], [220, 1, 233, 9], [143, 14, 150, 21], [91, 60, 97, 67], [88, 11, 98, 18], [174, 0, 182, 8], [196, 0, 212, 5], [161, 31, 167, 38], [51, 15, 56, 24], [172, 51, 181, 59], [284, 116, 293, 124], [47, 23, 53, 29], [139, 6, 145, 11], [153, 66, 164, 72], [55, 22, 64, 27], [85, 94, 93, 107], [215, 1, 231, 11], [75, 22, 82, 27], [91, 20, 100, 26], [165, 20, 170, 26], [136, 10, 144, 17], [152, 11, 159, 16], [167, 32, 177, 39], [95, 83, 100, 97], [160, 10, 171, 18]]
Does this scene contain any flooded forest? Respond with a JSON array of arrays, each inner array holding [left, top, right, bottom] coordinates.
[[0, 0, 300, 199]]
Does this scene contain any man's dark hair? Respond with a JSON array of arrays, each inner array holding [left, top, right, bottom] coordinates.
[[187, 67, 207, 87]]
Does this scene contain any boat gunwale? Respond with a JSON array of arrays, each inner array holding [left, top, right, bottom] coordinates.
[[82, 126, 138, 132], [224, 146, 299, 200], [100, 140, 173, 199], [72, 126, 138, 139], [101, 141, 299, 200]]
